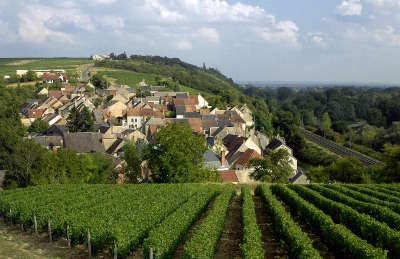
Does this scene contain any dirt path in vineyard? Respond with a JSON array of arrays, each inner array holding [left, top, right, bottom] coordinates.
[[214, 195, 242, 259], [253, 196, 289, 259]]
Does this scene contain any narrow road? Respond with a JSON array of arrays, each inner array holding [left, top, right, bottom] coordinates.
[[81, 64, 93, 82], [299, 128, 382, 167]]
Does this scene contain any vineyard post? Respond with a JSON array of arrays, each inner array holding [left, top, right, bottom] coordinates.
[[88, 229, 92, 258], [9, 208, 11, 224], [149, 247, 153, 259], [33, 215, 38, 236], [48, 220, 52, 242], [20, 216, 23, 231], [67, 225, 71, 248], [114, 241, 117, 259]]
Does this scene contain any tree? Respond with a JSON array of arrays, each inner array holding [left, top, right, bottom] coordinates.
[[25, 70, 37, 82], [4, 139, 47, 187], [326, 157, 368, 183], [67, 107, 94, 132], [91, 74, 108, 89], [378, 145, 400, 182], [321, 112, 332, 137], [148, 123, 217, 183], [123, 141, 142, 183], [28, 119, 49, 134], [249, 149, 293, 183]]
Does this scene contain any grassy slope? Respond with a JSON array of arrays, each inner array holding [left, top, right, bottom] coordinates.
[[0, 58, 93, 77]]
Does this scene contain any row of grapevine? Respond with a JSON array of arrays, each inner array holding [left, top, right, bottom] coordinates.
[[308, 184, 400, 231], [240, 186, 264, 259], [143, 187, 219, 259], [0, 184, 210, 257], [324, 184, 400, 214], [346, 185, 400, 203], [256, 185, 322, 259], [271, 185, 387, 259], [183, 186, 235, 258], [362, 185, 400, 199], [290, 185, 400, 258]]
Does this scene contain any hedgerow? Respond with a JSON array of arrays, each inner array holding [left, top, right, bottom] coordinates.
[[271, 185, 387, 259], [183, 186, 235, 259], [240, 186, 264, 259], [290, 185, 400, 258], [256, 185, 322, 259]]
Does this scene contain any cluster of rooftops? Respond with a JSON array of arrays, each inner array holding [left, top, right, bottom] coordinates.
[[21, 77, 306, 184]]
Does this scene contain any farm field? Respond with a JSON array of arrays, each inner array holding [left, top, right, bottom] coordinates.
[[0, 58, 93, 78], [1, 184, 400, 258], [94, 69, 159, 87]]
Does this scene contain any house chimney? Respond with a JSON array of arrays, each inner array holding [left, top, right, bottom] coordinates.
[[221, 150, 226, 167]]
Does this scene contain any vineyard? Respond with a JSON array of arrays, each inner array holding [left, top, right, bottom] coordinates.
[[1, 184, 400, 258]]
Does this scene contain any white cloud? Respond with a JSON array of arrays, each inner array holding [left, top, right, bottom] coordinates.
[[96, 16, 124, 31], [373, 26, 400, 46], [256, 20, 300, 48], [309, 33, 327, 47], [140, 0, 298, 47], [144, 0, 185, 23], [176, 39, 193, 50], [368, 0, 400, 7], [88, 0, 118, 5], [18, 4, 94, 44], [337, 0, 363, 16], [198, 27, 220, 43]]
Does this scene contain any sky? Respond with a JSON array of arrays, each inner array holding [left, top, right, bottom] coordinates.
[[0, 0, 400, 84]]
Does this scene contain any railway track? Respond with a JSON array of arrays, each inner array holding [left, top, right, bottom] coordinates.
[[299, 128, 382, 167]]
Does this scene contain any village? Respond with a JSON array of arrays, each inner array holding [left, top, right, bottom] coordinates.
[[18, 69, 307, 184]]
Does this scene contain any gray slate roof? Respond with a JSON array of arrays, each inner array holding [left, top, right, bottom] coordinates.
[[63, 132, 105, 153]]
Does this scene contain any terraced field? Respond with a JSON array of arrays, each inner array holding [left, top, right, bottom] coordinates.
[[0, 183, 400, 258]]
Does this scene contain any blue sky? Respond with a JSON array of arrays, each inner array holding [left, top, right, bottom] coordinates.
[[1, 0, 400, 84]]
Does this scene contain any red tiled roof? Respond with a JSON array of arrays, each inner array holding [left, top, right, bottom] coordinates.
[[28, 108, 45, 119], [185, 105, 196, 113], [200, 108, 210, 115], [42, 73, 58, 81], [127, 107, 164, 118], [48, 90, 62, 99], [188, 95, 199, 105], [219, 170, 238, 183], [188, 118, 202, 133], [235, 149, 262, 167], [173, 96, 198, 106]]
